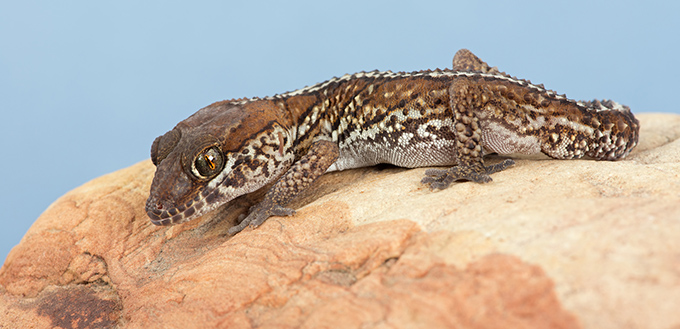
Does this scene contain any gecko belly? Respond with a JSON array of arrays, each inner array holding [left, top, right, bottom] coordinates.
[[327, 139, 459, 172], [480, 120, 542, 155]]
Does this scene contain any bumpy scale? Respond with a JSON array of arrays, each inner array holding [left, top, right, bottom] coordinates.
[[146, 49, 639, 234]]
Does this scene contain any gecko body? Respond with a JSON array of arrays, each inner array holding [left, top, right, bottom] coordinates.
[[146, 49, 639, 234]]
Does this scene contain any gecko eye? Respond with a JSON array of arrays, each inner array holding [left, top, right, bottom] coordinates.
[[192, 146, 224, 179]]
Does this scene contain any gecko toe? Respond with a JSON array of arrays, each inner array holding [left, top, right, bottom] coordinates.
[[421, 168, 452, 189], [269, 204, 296, 217], [228, 219, 250, 235], [429, 180, 453, 190], [421, 171, 456, 190], [485, 159, 515, 174], [421, 163, 497, 189], [424, 168, 449, 178], [228, 203, 296, 235]]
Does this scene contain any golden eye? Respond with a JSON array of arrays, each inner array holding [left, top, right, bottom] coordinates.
[[193, 146, 224, 179]]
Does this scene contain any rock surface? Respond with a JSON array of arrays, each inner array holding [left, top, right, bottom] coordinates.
[[1, 113, 679, 329]]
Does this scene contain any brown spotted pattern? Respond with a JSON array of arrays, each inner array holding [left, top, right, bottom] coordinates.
[[228, 140, 339, 234], [146, 49, 639, 231]]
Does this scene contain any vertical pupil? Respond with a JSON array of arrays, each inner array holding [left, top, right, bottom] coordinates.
[[205, 154, 215, 170], [195, 147, 222, 179]]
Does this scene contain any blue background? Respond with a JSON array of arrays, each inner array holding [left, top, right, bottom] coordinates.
[[1, 1, 678, 264]]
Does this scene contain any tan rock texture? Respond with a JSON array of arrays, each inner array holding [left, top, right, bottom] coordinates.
[[1, 113, 679, 329]]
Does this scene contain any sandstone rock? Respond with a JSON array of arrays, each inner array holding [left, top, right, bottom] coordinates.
[[1, 113, 678, 329]]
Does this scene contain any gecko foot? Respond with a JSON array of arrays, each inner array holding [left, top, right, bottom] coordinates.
[[421, 159, 515, 190], [228, 201, 296, 235]]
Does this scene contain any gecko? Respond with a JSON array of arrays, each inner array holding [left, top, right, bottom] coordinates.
[[146, 49, 639, 234]]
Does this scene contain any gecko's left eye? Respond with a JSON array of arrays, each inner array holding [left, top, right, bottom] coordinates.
[[192, 146, 224, 180]]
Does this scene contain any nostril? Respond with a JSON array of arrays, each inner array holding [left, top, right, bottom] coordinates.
[[156, 202, 164, 210]]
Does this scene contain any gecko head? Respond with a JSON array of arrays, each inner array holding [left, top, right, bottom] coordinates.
[[145, 100, 293, 226]]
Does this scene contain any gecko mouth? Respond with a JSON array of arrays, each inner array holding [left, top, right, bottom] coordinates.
[[146, 195, 204, 226], [146, 183, 230, 226]]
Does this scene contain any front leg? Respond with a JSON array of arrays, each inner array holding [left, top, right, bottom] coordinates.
[[229, 139, 339, 234], [421, 79, 515, 190]]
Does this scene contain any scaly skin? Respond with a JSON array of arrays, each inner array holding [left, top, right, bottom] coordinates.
[[146, 49, 639, 234]]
